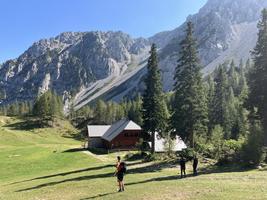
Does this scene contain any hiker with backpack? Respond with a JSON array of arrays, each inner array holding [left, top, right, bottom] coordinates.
[[115, 156, 126, 192]]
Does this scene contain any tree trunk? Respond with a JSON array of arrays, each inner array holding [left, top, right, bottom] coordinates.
[[189, 130, 194, 149], [263, 116, 267, 147], [151, 132, 155, 153]]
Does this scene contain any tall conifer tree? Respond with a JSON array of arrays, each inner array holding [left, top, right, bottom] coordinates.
[[142, 44, 169, 153], [171, 22, 208, 147], [211, 65, 232, 137], [249, 9, 267, 146]]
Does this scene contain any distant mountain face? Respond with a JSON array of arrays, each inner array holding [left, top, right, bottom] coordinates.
[[1, 0, 267, 110], [0, 31, 150, 108], [150, 0, 267, 90]]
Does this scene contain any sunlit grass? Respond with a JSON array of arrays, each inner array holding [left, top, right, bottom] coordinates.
[[0, 116, 266, 200]]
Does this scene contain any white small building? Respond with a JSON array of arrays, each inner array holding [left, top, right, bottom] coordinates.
[[153, 133, 187, 153]]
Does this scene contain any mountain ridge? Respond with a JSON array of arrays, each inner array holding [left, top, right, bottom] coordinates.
[[1, 0, 266, 111]]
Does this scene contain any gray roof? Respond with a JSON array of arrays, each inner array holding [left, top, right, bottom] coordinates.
[[87, 119, 142, 142], [87, 125, 111, 137]]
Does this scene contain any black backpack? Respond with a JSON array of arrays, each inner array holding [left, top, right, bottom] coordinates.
[[120, 162, 127, 173]]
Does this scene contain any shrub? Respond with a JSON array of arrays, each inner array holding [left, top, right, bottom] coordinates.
[[163, 133, 175, 156], [241, 122, 264, 166], [195, 125, 244, 165], [217, 139, 243, 165], [177, 148, 195, 161], [143, 152, 173, 162], [136, 138, 150, 152], [195, 125, 224, 159], [124, 152, 147, 161]]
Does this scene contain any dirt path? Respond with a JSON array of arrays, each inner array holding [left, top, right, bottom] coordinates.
[[83, 151, 110, 162]]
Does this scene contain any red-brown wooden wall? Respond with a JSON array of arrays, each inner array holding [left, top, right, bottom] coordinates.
[[103, 130, 142, 149]]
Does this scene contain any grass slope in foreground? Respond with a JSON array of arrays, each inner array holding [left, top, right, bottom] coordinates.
[[0, 116, 267, 200]]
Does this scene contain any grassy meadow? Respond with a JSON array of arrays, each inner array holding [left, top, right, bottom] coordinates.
[[0, 116, 267, 200]]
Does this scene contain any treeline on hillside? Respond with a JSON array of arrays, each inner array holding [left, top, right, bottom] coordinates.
[[0, 101, 33, 116], [32, 90, 64, 120], [206, 59, 250, 140], [0, 90, 64, 122], [194, 59, 252, 164], [69, 95, 143, 126]]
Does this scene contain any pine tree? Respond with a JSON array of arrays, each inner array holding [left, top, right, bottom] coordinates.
[[142, 43, 169, 153], [228, 60, 239, 95], [0, 105, 6, 116], [227, 87, 239, 139], [207, 75, 215, 135], [245, 59, 251, 70], [19, 102, 27, 116], [33, 92, 50, 121], [55, 93, 64, 117], [211, 65, 230, 137], [114, 103, 124, 122], [48, 90, 56, 118], [171, 22, 208, 147], [94, 99, 107, 124], [7, 101, 19, 116], [68, 100, 76, 119], [238, 61, 249, 101], [248, 9, 267, 146], [129, 94, 143, 125], [236, 105, 249, 138], [105, 101, 113, 124], [242, 119, 264, 166]]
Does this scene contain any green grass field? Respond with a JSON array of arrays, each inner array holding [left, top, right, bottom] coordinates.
[[0, 116, 267, 200]]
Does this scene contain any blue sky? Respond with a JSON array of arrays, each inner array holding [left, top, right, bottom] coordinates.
[[0, 0, 207, 63]]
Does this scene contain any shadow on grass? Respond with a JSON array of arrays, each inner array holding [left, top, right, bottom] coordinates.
[[63, 147, 108, 155], [10, 164, 114, 185], [63, 148, 85, 153], [80, 192, 117, 200], [88, 148, 108, 155], [15, 161, 177, 192], [198, 164, 255, 175], [125, 175, 181, 186], [124, 164, 257, 187], [61, 131, 84, 141], [4, 119, 42, 130], [16, 172, 115, 192], [127, 160, 178, 174], [15, 160, 256, 193], [12, 160, 146, 189], [78, 164, 259, 200]]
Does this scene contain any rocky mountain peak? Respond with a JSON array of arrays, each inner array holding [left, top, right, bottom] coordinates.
[[0, 30, 150, 105], [1, 0, 267, 110], [198, 0, 267, 24]]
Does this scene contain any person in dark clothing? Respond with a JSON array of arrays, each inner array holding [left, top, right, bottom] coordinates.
[[193, 156, 199, 176], [180, 157, 186, 178], [116, 162, 126, 192], [115, 156, 121, 170], [114, 156, 121, 191]]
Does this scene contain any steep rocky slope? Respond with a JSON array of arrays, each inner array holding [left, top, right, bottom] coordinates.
[[1, 0, 267, 110], [0, 31, 150, 108], [150, 0, 267, 90]]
